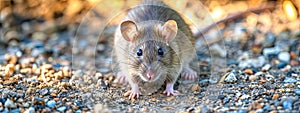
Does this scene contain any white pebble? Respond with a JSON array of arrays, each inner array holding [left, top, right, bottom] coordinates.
[[278, 52, 290, 62], [4, 99, 16, 108], [238, 60, 252, 69], [24, 107, 35, 113], [255, 72, 264, 76], [262, 64, 271, 71], [263, 47, 279, 57], [265, 74, 274, 81], [224, 72, 237, 83]]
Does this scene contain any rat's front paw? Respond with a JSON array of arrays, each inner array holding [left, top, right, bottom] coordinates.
[[123, 83, 140, 99], [181, 66, 197, 80], [163, 83, 180, 96], [124, 90, 141, 99], [113, 72, 127, 84]]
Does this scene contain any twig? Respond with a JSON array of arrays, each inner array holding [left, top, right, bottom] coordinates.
[[193, 2, 277, 39]]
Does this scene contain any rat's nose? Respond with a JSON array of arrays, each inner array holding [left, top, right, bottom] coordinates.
[[146, 69, 154, 80]]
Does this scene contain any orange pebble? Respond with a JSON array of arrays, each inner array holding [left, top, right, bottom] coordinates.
[[290, 52, 297, 59], [244, 69, 254, 75]]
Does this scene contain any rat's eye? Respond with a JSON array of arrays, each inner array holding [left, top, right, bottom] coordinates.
[[157, 48, 164, 56], [137, 49, 143, 56]]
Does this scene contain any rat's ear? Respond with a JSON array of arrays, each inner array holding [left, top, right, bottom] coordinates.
[[161, 20, 178, 42], [120, 20, 138, 42]]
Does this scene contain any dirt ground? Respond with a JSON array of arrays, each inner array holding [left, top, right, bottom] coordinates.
[[0, 0, 300, 112]]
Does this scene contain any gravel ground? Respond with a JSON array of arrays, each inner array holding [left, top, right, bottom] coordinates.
[[1, 0, 300, 113]]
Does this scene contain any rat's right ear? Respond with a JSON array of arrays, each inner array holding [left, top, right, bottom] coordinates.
[[120, 20, 138, 42]]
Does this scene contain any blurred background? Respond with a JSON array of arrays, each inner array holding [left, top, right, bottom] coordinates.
[[1, 0, 299, 69]]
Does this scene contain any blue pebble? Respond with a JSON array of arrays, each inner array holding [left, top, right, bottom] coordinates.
[[295, 89, 300, 95], [237, 109, 248, 113], [46, 100, 56, 108], [37, 105, 45, 109], [0, 98, 6, 104], [53, 63, 62, 69], [10, 109, 21, 113], [75, 110, 82, 113], [282, 100, 292, 109], [263, 105, 271, 111], [2, 108, 9, 113], [283, 77, 297, 83], [277, 62, 287, 69], [57, 106, 67, 112], [75, 102, 83, 107]]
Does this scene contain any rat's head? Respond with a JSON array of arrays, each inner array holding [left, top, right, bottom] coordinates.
[[120, 20, 180, 82]]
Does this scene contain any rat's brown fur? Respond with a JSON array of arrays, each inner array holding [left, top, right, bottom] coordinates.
[[113, 0, 197, 96]]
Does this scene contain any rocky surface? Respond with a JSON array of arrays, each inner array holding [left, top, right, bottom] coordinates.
[[0, 0, 300, 112]]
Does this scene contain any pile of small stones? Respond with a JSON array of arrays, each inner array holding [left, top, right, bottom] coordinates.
[[1, 0, 300, 113]]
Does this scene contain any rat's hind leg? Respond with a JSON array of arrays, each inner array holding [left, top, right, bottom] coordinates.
[[113, 72, 127, 84], [181, 64, 197, 81]]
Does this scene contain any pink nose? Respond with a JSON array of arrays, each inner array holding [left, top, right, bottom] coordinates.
[[146, 70, 154, 80]]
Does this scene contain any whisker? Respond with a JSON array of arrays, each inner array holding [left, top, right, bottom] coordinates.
[[115, 44, 149, 68]]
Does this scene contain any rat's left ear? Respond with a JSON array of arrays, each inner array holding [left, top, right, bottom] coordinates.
[[161, 20, 178, 42]]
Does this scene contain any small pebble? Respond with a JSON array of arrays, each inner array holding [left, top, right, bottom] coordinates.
[[0, 103, 3, 111], [22, 102, 30, 108], [32, 32, 47, 41], [263, 104, 271, 111], [263, 47, 279, 58], [75, 110, 82, 113], [191, 84, 200, 91], [244, 69, 253, 75], [97, 44, 105, 52], [290, 52, 297, 59], [224, 72, 237, 83], [0, 98, 6, 104], [295, 89, 300, 95], [4, 30, 20, 43], [272, 93, 279, 100], [249, 75, 257, 81], [4, 99, 16, 108], [57, 106, 67, 112], [283, 77, 297, 83], [263, 33, 276, 47], [262, 64, 271, 71], [281, 65, 291, 72], [166, 96, 175, 101], [74, 101, 83, 107], [282, 100, 293, 109], [40, 88, 49, 96], [24, 107, 35, 113], [46, 100, 56, 108], [265, 74, 274, 81], [238, 60, 251, 69], [10, 108, 21, 113], [4, 64, 14, 76], [277, 62, 287, 69], [95, 72, 103, 79], [237, 108, 248, 113], [290, 60, 299, 66], [278, 52, 290, 62], [31, 48, 45, 57]]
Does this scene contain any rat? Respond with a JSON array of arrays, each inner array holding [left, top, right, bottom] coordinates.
[[113, 0, 197, 99], [112, 0, 276, 99]]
